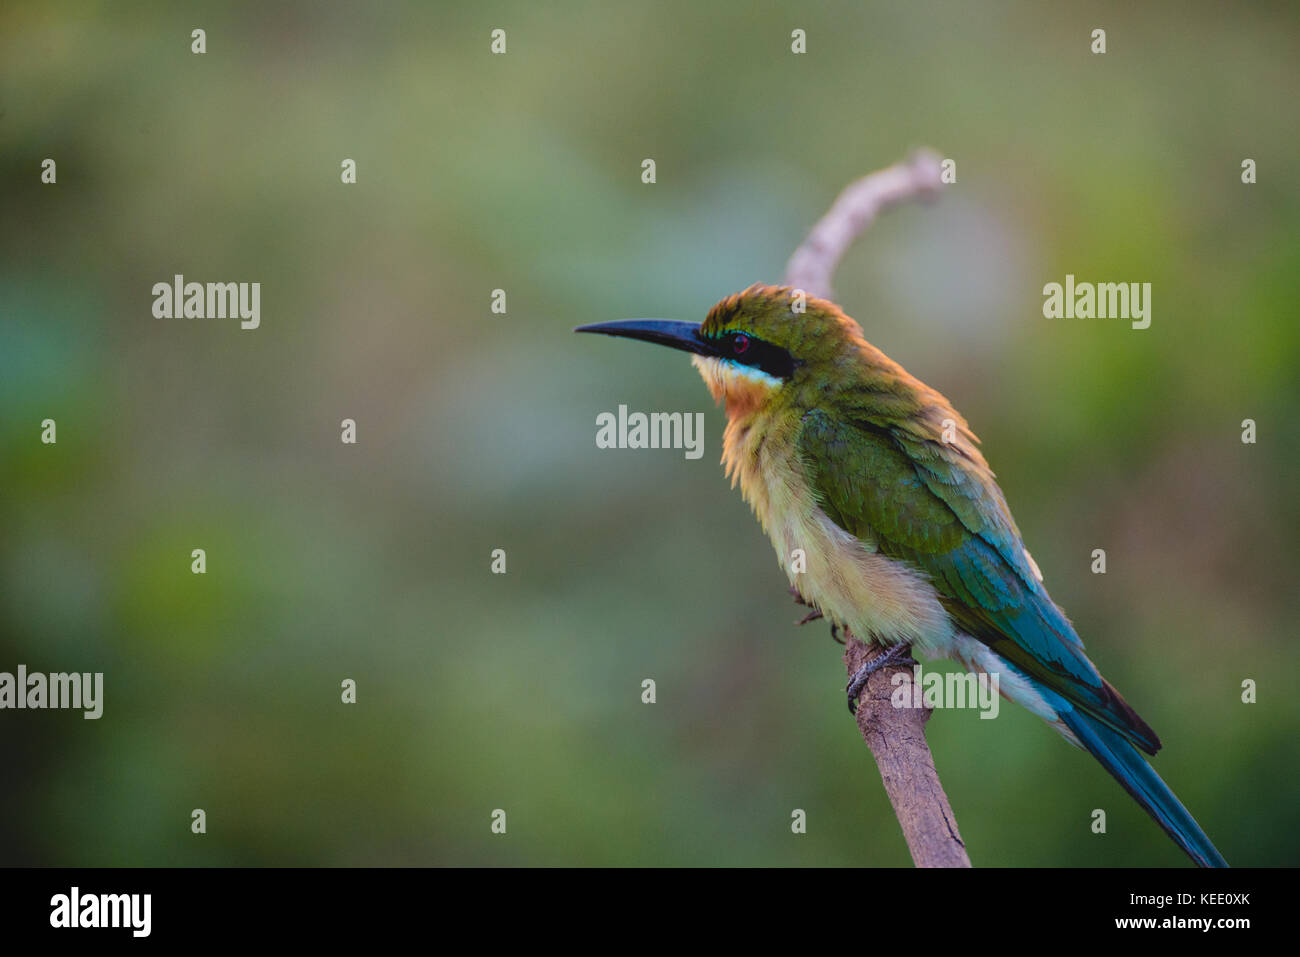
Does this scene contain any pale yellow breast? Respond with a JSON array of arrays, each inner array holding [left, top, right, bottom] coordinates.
[[699, 357, 956, 656]]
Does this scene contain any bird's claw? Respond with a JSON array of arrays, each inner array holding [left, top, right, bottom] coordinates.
[[790, 584, 826, 625], [846, 643, 915, 714]]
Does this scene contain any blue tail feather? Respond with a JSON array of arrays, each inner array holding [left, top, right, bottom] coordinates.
[[1054, 702, 1227, 867]]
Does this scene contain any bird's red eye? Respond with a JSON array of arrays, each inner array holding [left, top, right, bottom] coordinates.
[[732, 333, 750, 355]]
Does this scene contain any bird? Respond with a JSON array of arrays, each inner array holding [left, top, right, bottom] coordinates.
[[575, 283, 1227, 867]]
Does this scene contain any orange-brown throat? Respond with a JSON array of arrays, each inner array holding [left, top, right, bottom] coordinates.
[[691, 355, 777, 422]]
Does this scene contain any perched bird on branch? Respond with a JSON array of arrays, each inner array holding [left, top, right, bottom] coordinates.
[[577, 283, 1226, 867]]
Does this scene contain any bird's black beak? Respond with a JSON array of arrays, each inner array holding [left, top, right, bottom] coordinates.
[[574, 319, 716, 357]]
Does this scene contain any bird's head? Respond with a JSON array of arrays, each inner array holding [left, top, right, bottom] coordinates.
[[575, 283, 873, 419]]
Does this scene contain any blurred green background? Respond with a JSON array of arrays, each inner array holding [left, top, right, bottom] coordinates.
[[2, 1, 1297, 867]]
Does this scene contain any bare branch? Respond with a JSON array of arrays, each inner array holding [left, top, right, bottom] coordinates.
[[785, 149, 943, 301], [844, 635, 971, 867], [785, 149, 970, 867]]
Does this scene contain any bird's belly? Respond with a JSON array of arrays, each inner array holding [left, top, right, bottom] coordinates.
[[737, 432, 958, 658], [723, 413, 1072, 740]]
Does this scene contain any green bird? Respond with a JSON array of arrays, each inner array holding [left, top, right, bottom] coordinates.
[[576, 283, 1227, 867]]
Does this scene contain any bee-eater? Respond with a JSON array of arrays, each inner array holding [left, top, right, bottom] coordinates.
[[576, 283, 1227, 868]]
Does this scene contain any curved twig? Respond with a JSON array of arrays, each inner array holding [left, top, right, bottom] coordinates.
[[785, 149, 943, 302]]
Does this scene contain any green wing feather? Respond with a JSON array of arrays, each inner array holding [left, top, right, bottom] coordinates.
[[796, 409, 1160, 754]]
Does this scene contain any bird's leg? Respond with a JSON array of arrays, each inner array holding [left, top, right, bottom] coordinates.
[[846, 642, 916, 714], [789, 584, 824, 625]]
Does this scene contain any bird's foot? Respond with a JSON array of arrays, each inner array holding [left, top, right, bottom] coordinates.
[[846, 643, 915, 714], [790, 584, 824, 625]]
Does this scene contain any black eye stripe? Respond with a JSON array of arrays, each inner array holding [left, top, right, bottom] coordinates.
[[711, 332, 797, 380]]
